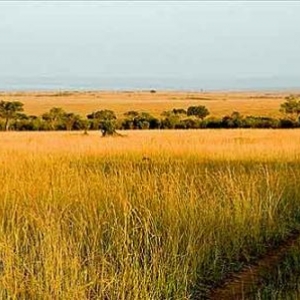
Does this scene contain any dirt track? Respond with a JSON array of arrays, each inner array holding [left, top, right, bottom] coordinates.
[[208, 230, 300, 300]]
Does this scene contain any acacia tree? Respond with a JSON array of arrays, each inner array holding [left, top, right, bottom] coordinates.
[[0, 100, 24, 131], [124, 111, 139, 119], [187, 105, 210, 120], [64, 113, 82, 131], [42, 107, 66, 130], [221, 111, 243, 128], [280, 95, 300, 120], [87, 110, 117, 136], [123, 111, 160, 129], [134, 112, 153, 129], [123, 111, 139, 129]]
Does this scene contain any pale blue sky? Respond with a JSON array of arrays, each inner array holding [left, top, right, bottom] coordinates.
[[0, 1, 300, 90]]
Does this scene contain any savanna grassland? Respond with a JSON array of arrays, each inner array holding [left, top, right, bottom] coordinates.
[[0, 90, 293, 118], [2, 130, 300, 299]]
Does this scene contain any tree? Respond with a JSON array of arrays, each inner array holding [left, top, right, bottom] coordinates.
[[280, 95, 300, 121], [124, 111, 139, 119], [221, 111, 243, 128], [12, 114, 38, 131], [187, 105, 210, 120], [161, 114, 180, 129], [172, 108, 187, 115], [179, 118, 199, 129], [0, 100, 24, 131], [161, 109, 186, 117], [135, 112, 151, 129], [63, 113, 82, 131], [42, 107, 66, 130], [87, 110, 117, 136], [160, 108, 187, 129], [123, 111, 160, 129], [80, 119, 90, 135], [123, 111, 139, 129]]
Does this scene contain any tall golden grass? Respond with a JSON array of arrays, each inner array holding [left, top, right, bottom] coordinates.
[[1, 130, 300, 299]]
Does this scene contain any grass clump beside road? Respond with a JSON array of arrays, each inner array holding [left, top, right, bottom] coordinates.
[[0, 130, 300, 299]]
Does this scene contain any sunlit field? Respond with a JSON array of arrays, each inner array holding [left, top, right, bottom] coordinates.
[[0, 90, 292, 118], [1, 130, 300, 299]]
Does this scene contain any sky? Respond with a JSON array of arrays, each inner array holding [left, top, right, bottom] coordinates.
[[0, 1, 300, 90]]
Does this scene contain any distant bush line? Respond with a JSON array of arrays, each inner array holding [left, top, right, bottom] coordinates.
[[1, 95, 300, 134]]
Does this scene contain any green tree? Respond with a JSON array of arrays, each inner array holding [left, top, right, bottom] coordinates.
[[124, 111, 139, 119], [123, 111, 139, 129], [87, 110, 117, 136], [42, 107, 66, 130], [0, 100, 24, 131], [80, 119, 90, 135], [123, 111, 160, 129], [280, 95, 300, 120], [221, 111, 243, 128], [172, 108, 187, 115], [187, 105, 210, 120], [161, 110, 180, 129], [161, 109, 189, 129], [162, 109, 186, 118], [64, 113, 82, 131]]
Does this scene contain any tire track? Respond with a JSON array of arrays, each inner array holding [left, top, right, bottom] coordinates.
[[208, 230, 300, 300]]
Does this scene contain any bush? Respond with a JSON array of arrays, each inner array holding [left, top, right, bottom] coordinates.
[[221, 112, 243, 128], [279, 119, 297, 128], [187, 105, 210, 120], [4, 101, 300, 131], [243, 116, 279, 129], [178, 118, 200, 129], [202, 118, 223, 128]]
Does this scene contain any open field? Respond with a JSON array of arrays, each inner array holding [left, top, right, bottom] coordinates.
[[2, 129, 300, 159], [0, 90, 295, 117], [1, 130, 300, 299]]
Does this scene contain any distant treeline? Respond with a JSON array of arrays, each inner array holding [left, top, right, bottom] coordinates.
[[1, 95, 300, 135]]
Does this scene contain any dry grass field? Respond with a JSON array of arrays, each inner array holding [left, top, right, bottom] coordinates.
[[2, 129, 300, 160], [1, 130, 300, 298], [0, 90, 294, 117]]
